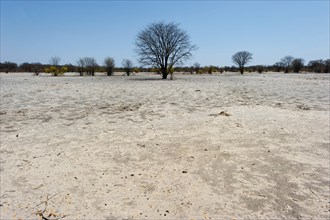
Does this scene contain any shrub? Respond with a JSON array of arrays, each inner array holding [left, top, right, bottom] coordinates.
[[256, 65, 264, 73], [133, 67, 140, 73], [44, 66, 67, 76], [169, 67, 174, 80], [207, 65, 217, 74]]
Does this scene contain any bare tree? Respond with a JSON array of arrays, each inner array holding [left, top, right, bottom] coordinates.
[[31, 62, 43, 76], [273, 62, 285, 72], [83, 57, 98, 76], [122, 59, 133, 76], [104, 57, 115, 76], [77, 58, 85, 76], [232, 51, 253, 74], [291, 58, 304, 73], [135, 21, 197, 80], [193, 62, 200, 74], [49, 56, 61, 66], [308, 60, 324, 73], [280, 56, 294, 73]]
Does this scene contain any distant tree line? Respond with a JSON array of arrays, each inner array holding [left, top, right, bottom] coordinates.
[[1, 58, 329, 75], [0, 57, 136, 76]]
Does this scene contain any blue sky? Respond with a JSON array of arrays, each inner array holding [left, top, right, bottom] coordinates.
[[1, 0, 329, 67]]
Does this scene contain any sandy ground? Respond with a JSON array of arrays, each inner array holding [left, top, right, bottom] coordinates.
[[0, 72, 329, 219]]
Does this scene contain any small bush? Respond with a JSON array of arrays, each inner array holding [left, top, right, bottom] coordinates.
[[133, 68, 140, 73], [44, 66, 67, 76], [256, 65, 264, 73]]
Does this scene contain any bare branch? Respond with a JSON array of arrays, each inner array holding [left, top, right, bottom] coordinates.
[[49, 56, 61, 66]]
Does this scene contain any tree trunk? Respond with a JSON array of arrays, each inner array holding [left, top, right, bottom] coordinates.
[[240, 67, 244, 74], [161, 66, 168, 79]]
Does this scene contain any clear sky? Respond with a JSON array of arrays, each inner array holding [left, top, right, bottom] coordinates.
[[1, 0, 329, 67]]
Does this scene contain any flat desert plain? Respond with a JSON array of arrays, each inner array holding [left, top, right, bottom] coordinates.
[[0, 72, 329, 219]]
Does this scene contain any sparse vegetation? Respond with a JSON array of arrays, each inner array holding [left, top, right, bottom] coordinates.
[[1, 54, 328, 76], [44, 66, 68, 76], [45, 57, 67, 76]]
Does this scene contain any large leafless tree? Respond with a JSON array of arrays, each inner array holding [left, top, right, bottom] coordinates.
[[232, 51, 253, 74], [135, 21, 197, 79]]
